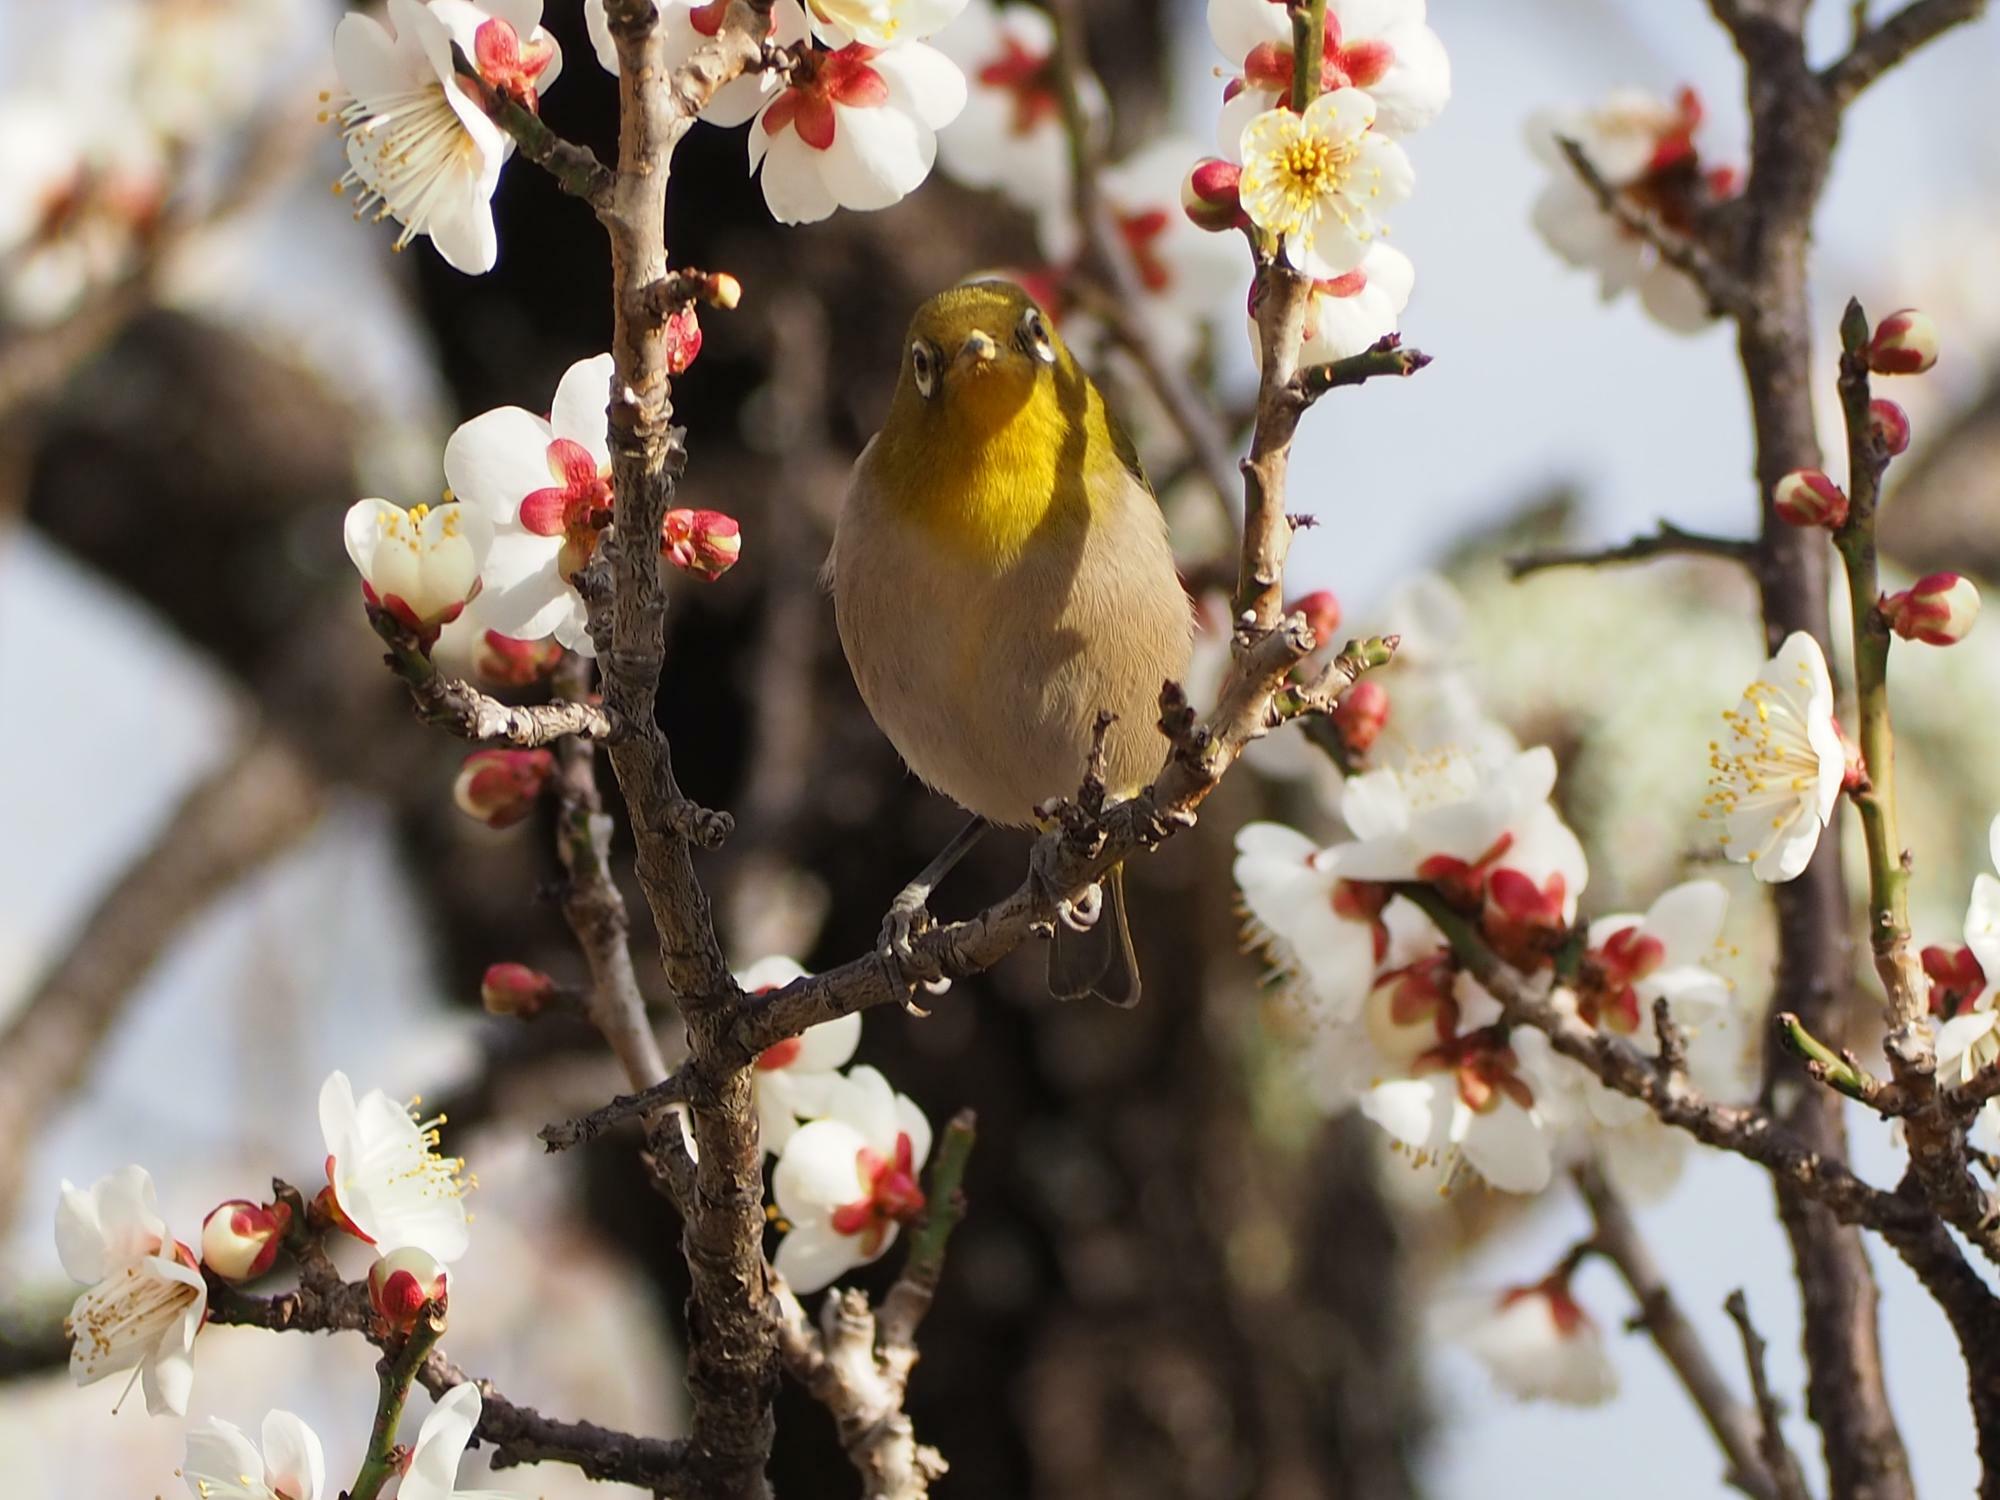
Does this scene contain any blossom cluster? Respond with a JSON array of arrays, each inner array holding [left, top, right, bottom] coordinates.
[[740, 957, 936, 1293], [55, 1072, 499, 1497], [343, 353, 743, 661]]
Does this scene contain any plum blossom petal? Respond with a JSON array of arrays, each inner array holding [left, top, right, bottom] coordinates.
[[772, 1066, 931, 1292], [1450, 1283, 1618, 1405], [181, 1411, 327, 1500], [1237, 89, 1412, 278], [318, 1071, 471, 1262], [1705, 632, 1843, 883]]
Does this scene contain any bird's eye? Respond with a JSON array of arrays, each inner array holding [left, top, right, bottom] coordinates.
[[1016, 307, 1056, 365], [911, 340, 938, 398]]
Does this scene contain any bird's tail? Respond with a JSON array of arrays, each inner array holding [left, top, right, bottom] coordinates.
[[1047, 862, 1141, 1007]]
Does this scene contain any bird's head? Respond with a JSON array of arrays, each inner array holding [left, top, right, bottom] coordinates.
[[886, 280, 1076, 440]]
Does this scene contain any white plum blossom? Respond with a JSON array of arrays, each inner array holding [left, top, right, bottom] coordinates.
[[447, 353, 614, 655], [56, 1165, 207, 1416], [1233, 821, 1382, 1023], [741, 956, 865, 1154], [318, 1071, 471, 1263], [1237, 88, 1413, 278], [1038, 140, 1246, 367], [747, 41, 967, 224], [772, 1065, 931, 1293], [1360, 1032, 1558, 1193], [802, 0, 967, 49], [343, 499, 491, 639], [933, 0, 1090, 209], [1251, 241, 1414, 367], [401, 1383, 505, 1500], [1704, 631, 1844, 883], [181, 1411, 326, 1500], [1449, 1281, 1618, 1405], [1208, 0, 1450, 156], [329, 0, 562, 274], [1331, 745, 1588, 917], [1937, 816, 2000, 1095], [1527, 88, 1731, 334], [585, 0, 811, 132], [1577, 879, 1732, 1036]]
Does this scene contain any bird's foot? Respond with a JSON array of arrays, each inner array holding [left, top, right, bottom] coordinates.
[[1029, 836, 1102, 934], [877, 887, 951, 1013]]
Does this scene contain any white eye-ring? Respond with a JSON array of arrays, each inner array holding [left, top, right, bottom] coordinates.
[[1017, 307, 1056, 364], [912, 340, 938, 397]]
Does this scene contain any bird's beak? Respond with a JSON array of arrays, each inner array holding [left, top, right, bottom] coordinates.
[[955, 330, 1000, 371]]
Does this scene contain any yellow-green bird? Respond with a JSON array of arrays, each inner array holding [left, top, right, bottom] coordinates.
[[828, 280, 1194, 1005]]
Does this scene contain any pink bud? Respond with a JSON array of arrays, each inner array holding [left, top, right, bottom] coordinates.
[[368, 1246, 449, 1331], [1289, 588, 1341, 646], [665, 306, 702, 376], [1333, 679, 1389, 754], [453, 748, 556, 829], [1774, 469, 1848, 529], [482, 961, 556, 1016], [1882, 572, 1980, 645], [199, 1199, 292, 1281], [1867, 308, 1939, 375], [1181, 158, 1245, 233], [661, 508, 741, 581], [473, 631, 563, 688], [1869, 398, 1911, 457]]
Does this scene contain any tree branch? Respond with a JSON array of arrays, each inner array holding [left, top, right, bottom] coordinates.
[[369, 608, 619, 745], [1822, 0, 1990, 105], [1577, 1163, 1786, 1500], [1507, 520, 1757, 579], [450, 46, 616, 211], [1723, 1291, 1815, 1500]]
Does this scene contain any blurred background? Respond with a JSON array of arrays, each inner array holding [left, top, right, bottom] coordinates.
[[3, 0, 1999, 1495]]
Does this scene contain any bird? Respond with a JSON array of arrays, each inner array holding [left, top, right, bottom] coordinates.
[[826, 279, 1194, 1005]]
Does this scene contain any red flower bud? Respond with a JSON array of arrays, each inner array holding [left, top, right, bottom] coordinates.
[[1869, 398, 1911, 457], [665, 306, 702, 376], [473, 631, 563, 688], [1867, 307, 1939, 375], [368, 1246, 449, 1331], [1333, 679, 1389, 754], [482, 962, 557, 1016], [661, 508, 741, 581], [1923, 944, 1986, 1019], [452, 748, 556, 829], [200, 1199, 292, 1281], [1181, 157, 1246, 233], [1289, 588, 1342, 646], [1882, 572, 1980, 646], [1773, 469, 1848, 529]]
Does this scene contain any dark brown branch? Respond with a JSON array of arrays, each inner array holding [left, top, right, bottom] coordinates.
[[1823, 0, 1990, 105], [1554, 137, 1758, 323], [542, 1069, 694, 1152], [205, 1255, 694, 1490], [1289, 337, 1433, 403], [1724, 1291, 1815, 1500], [368, 607, 618, 745], [0, 735, 320, 1233], [1507, 520, 1757, 579], [449, 45, 616, 211], [1577, 1163, 1784, 1500]]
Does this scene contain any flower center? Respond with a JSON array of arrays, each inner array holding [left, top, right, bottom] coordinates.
[[1705, 682, 1824, 840], [978, 36, 1061, 135], [762, 45, 889, 150], [1415, 1028, 1534, 1113], [521, 437, 613, 570], [828, 1131, 926, 1255], [327, 77, 480, 251], [474, 17, 556, 110]]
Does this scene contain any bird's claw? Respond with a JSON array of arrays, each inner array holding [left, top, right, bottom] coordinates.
[[1059, 880, 1104, 933], [877, 892, 950, 1011]]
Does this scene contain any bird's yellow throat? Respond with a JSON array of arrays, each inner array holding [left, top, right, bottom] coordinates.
[[873, 356, 1114, 569]]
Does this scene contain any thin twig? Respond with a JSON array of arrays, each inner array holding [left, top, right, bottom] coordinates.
[[1724, 1290, 1815, 1500], [450, 45, 616, 210], [1577, 1162, 1785, 1500], [368, 607, 619, 745], [541, 1069, 694, 1151], [1507, 520, 1756, 579], [1822, 0, 1990, 105]]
